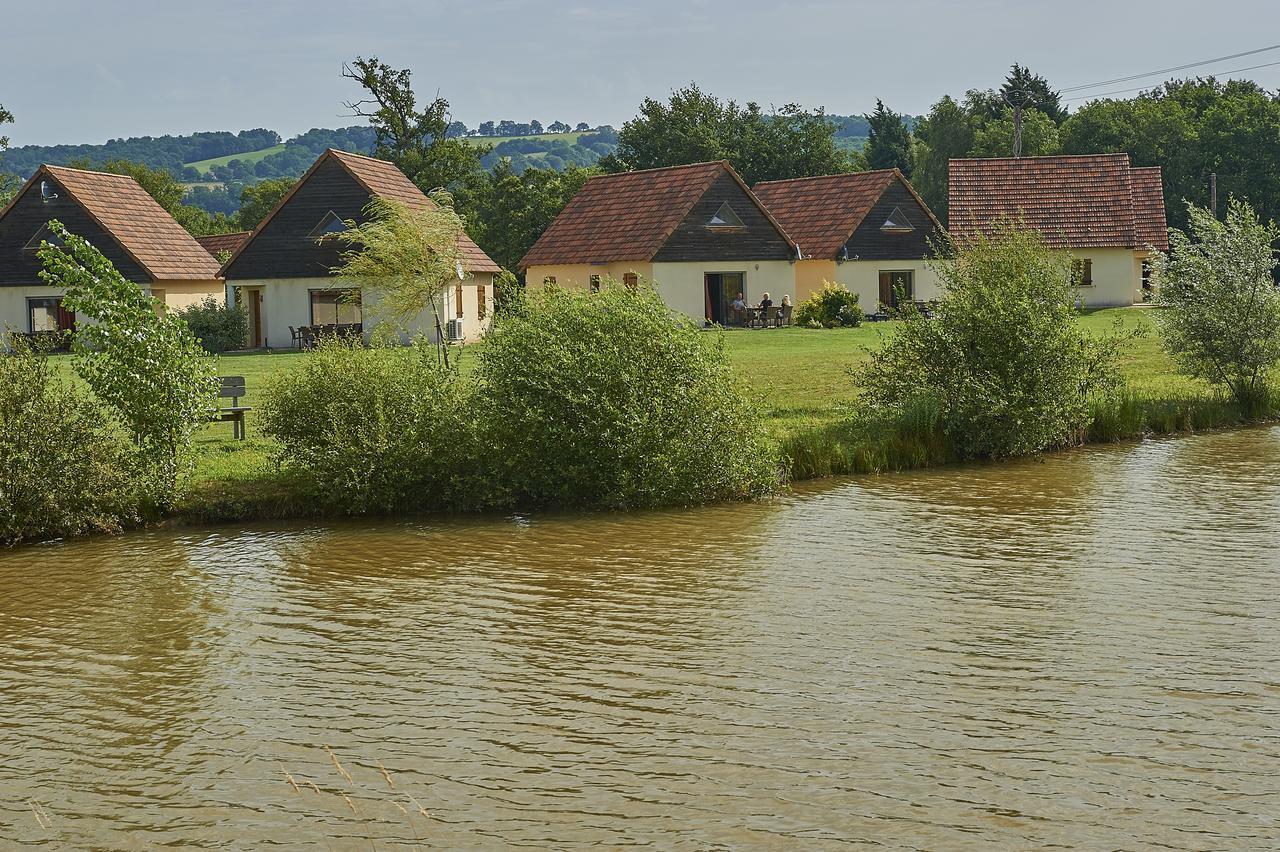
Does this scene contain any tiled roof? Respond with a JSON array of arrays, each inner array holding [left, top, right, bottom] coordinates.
[[39, 165, 222, 280], [221, 149, 501, 275], [327, 149, 501, 273], [520, 161, 751, 268], [195, 231, 251, 258], [948, 153, 1165, 249], [1130, 166, 1169, 250], [753, 169, 937, 258]]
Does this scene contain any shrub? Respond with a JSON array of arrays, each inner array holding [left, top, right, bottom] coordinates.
[[794, 281, 862, 328], [475, 282, 778, 509], [177, 295, 249, 353], [259, 338, 481, 514], [1155, 198, 1280, 415], [39, 221, 219, 508], [863, 223, 1130, 459], [0, 342, 142, 545]]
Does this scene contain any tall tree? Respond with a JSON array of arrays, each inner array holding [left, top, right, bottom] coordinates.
[[910, 95, 974, 222], [236, 177, 295, 230], [969, 108, 1060, 158], [602, 84, 849, 186], [464, 161, 596, 272], [864, 99, 913, 175], [0, 103, 18, 205], [1001, 64, 1068, 124], [342, 56, 487, 194]]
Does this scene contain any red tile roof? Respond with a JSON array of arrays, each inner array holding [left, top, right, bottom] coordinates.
[[948, 154, 1165, 250], [519, 161, 794, 269], [220, 149, 501, 275], [753, 169, 943, 258], [1130, 166, 1169, 251], [195, 231, 251, 258], [17, 165, 224, 280]]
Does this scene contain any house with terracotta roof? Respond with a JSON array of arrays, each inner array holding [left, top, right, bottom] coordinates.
[[520, 161, 799, 325], [220, 149, 500, 348], [195, 231, 251, 261], [948, 153, 1168, 306], [0, 164, 223, 340], [753, 168, 946, 311]]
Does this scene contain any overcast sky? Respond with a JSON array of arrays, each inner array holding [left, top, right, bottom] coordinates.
[[3, 0, 1278, 146]]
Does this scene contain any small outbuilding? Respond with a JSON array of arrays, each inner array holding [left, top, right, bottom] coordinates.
[[0, 164, 223, 341], [752, 168, 946, 311], [520, 160, 800, 325], [220, 149, 500, 348], [948, 153, 1168, 306]]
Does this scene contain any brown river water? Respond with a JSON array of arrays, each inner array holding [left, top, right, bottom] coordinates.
[[3, 428, 1280, 849]]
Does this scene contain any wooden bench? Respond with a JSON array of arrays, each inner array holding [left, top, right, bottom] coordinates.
[[213, 376, 251, 440]]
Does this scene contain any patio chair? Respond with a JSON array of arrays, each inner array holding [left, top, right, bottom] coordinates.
[[764, 306, 780, 327], [289, 326, 304, 349], [776, 305, 793, 327]]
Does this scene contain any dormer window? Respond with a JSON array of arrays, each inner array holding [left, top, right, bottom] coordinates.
[[880, 207, 915, 234], [706, 202, 746, 232], [23, 224, 64, 253], [308, 210, 349, 240]]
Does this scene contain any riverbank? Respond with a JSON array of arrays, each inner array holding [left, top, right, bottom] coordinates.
[[154, 306, 1273, 527]]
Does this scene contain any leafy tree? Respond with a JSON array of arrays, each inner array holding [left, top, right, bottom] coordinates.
[[177, 295, 250, 353], [863, 223, 1127, 459], [969, 107, 1061, 158], [1156, 199, 1280, 411], [342, 56, 488, 194], [910, 95, 974, 222], [864, 99, 912, 175], [530, 120, 544, 134], [574, 122, 591, 132], [330, 196, 466, 366], [602, 84, 849, 186], [1061, 78, 1280, 230], [1001, 63, 1067, 124], [236, 177, 295, 229], [548, 121, 571, 134], [463, 160, 595, 272], [0, 102, 18, 205], [478, 121, 496, 136], [38, 221, 218, 508]]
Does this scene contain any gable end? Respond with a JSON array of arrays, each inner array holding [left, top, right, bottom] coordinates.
[[653, 171, 793, 262], [844, 179, 943, 261]]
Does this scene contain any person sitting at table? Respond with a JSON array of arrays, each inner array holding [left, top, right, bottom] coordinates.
[[781, 294, 792, 308], [731, 292, 747, 325], [759, 292, 773, 310]]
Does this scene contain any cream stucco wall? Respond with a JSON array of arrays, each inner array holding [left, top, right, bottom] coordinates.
[[525, 263, 654, 290], [650, 260, 797, 322], [1069, 248, 1143, 308], [834, 260, 944, 310], [2, 280, 222, 337], [231, 274, 494, 349]]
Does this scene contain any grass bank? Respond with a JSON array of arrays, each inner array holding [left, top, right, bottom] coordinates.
[[47, 307, 1270, 526]]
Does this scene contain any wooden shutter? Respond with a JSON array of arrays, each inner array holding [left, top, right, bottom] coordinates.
[[878, 271, 892, 307], [455, 284, 464, 318], [477, 285, 487, 319]]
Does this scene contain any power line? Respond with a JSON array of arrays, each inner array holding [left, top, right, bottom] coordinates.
[[1062, 58, 1280, 102], [1059, 43, 1280, 93]]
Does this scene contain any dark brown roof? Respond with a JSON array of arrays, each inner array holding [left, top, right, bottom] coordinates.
[[220, 149, 501, 275], [519, 161, 796, 269], [948, 154, 1165, 249], [195, 231, 251, 258], [753, 169, 943, 259], [1130, 166, 1169, 251], [2, 165, 223, 280]]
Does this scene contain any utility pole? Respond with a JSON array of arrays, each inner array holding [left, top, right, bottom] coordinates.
[[1210, 172, 1218, 216], [1002, 87, 1027, 158]]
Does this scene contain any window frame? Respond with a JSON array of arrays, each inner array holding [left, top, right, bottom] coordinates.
[[1072, 258, 1094, 287], [308, 288, 363, 326], [589, 274, 601, 293], [27, 296, 70, 333]]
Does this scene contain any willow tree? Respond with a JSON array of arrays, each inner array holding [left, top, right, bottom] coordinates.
[[330, 195, 465, 367]]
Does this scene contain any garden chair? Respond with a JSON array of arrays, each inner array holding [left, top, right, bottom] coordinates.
[[212, 376, 252, 440]]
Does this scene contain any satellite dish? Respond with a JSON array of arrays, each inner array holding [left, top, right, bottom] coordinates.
[[40, 181, 58, 203], [455, 260, 465, 281]]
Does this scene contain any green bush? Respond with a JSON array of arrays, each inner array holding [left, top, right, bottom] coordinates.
[[177, 295, 249, 354], [259, 338, 482, 514], [794, 281, 862, 328], [863, 224, 1129, 459], [475, 282, 778, 509], [0, 342, 142, 545]]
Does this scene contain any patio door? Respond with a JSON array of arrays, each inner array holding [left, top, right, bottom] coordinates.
[[237, 287, 263, 348], [704, 272, 745, 325]]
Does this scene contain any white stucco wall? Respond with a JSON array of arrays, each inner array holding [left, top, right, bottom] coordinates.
[[231, 274, 494, 349], [649, 260, 797, 323], [0, 286, 70, 335]]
